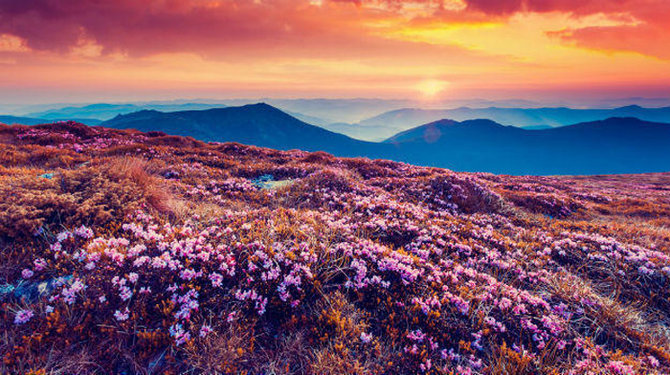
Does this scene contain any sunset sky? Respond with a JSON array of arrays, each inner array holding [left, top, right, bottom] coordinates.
[[0, 0, 669, 104]]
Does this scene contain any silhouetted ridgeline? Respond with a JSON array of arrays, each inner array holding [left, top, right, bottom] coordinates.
[[99, 104, 670, 175], [5, 103, 667, 175]]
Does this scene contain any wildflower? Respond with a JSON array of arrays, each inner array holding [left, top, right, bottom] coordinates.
[[74, 225, 94, 239], [407, 329, 426, 342], [33, 258, 47, 271], [209, 272, 224, 287], [360, 332, 373, 343], [114, 308, 129, 321], [21, 268, 34, 279], [119, 286, 133, 301], [56, 231, 70, 243], [199, 325, 213, 338], [14, 309, 34, 325], [127, 272, 139, 283]]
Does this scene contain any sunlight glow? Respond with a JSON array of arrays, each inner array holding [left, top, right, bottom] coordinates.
[[416, 79, 449, 98]]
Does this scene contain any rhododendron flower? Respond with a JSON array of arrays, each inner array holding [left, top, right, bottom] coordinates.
[[33, 258, 47, 271], [199, 325, 213, 338], [360, 332, 373, 343], [14, 309, 34, 325], [127, 272, 139, 283], [21, 268, 34, 279], [114, 308, 129, 321]]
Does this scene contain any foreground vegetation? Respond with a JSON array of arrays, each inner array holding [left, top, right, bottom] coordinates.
[[1, 122, 669, 374]]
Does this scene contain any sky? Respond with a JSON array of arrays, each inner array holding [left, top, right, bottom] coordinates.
[[0, 0, 669, 105]]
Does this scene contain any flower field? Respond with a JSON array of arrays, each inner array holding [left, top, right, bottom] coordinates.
[[1, 121, 669, 374]]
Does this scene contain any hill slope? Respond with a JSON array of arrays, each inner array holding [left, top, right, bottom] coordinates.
[[1, 121, 669, 374]]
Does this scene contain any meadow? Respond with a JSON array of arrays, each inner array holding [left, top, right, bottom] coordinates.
[[1, 121, 669, 374]]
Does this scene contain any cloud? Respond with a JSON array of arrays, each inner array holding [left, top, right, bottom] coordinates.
[[0, 33, 29, 52], [542, 1, 670, 59], [0, 0, 667, 60]]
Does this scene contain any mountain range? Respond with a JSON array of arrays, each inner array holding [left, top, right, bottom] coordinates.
[[101, 104, 383, 157], [28, 103, 227, 121], [0, 115, 102, 126], [98, 104, 670, 175], [2, 102, 668, 175], [383, 117, 670, 175], [352, 105, 670, 140]]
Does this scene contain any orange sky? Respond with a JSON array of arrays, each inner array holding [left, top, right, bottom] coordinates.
[[0, 0, 669, 104]]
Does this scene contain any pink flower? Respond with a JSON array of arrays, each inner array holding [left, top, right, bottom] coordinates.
[[360, 332, 373, 343], [21, 269, 34, 279], [199, 325, 213, 338], [114, 308, 129, 321], [127, 272, 139, 283], [14, 309, 34, 325], [33, 258, 47, 271], [209, 272, 224, 287]]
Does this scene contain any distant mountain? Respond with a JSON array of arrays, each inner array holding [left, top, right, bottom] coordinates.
[[99, 104, 670, 175], [221, 98, 409, 124], [29, 103, 228, 121], [0, 115, 102, 126], [101, 103, 385, 157], [384, 117, 670, 175], [360, 105, 670, 133], [0, 115, 51, 125]]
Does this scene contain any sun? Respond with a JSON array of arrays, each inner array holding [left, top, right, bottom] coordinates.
[[415, 79, 449, 99]]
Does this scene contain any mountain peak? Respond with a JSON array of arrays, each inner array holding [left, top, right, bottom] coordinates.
[[615, 105, 643, 110]]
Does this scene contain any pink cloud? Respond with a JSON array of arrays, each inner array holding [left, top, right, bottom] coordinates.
[[0, 0, 668, 61]]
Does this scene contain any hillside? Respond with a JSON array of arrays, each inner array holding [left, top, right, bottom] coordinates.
[[102, 103, 386, 157], [1, 121, 669, 374]]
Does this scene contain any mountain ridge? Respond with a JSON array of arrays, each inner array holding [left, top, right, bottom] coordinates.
[[93, 103, 670, 175]]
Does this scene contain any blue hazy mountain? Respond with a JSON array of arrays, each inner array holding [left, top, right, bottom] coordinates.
[[384, 117, 670, 175], [101, 103, 384, 157], [100, 103, 670, 175], [0, 115, 102, 126], [0, 115, 53, 125], [29, 103, 229, 121], [359, 105, 670, 133]]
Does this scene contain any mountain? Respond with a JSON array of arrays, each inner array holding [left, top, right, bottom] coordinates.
[[0, 115, 51, 125], [0, 115, 103, 126], [29, 103, 228, 121], [220, 98, 409, 124], [100, 104, 670, 175], [360, 105, 670, 134], [384, 117, 670, 175], [101, 103, 386, 157]]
